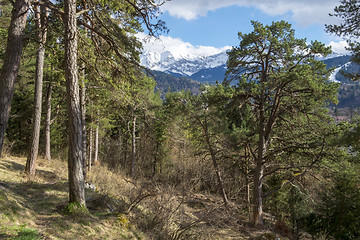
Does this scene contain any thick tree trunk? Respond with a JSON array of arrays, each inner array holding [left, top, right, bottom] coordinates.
[[80, 69, 87, 179], [44, 82, 52, 161], [0, 0, 29, 156], [130, 115, 136, 178], [64, 0, 85, 206], [93, 118, 99, 164], [253, 157, 264, 226], [25, 3, 48, 175]]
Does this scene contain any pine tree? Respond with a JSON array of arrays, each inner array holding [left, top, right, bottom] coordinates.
[[25, 3, 48, 175], [326, 0, 360, 67], [226, 21, 339, 225], [64, 0, 85, 206], [0, 0, 30, 156]]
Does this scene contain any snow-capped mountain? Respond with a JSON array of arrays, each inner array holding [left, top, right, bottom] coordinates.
[[140, 49, 229, 76], [141, 49, 353, 83], [142, 46, 356, 86]]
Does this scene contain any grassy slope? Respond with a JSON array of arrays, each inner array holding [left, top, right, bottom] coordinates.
[[0, 156, 287, 240], [0, 156, 143, 240]]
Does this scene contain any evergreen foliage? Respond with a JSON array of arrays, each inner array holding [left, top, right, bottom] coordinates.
[[326, 0, 360, 80], [1, 0, 360, 235], [303, 167, 360, 240]]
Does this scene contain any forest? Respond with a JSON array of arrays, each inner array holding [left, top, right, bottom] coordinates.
[[1, 0, 360, 239]]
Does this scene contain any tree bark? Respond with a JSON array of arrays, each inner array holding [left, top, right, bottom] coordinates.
[[25, 3, 48, 175], [245, 146, 251, 221], [44, 82, 52, 161], [93, 117, 99, 164], [88, 126, 93, 172], [80, 67, 87, 179], [0, 0, 29, 156], [130, 115, 136, 178], [123, 133, 129, 168], [253, 96, 265, 226], [64, 0, 85, 206]]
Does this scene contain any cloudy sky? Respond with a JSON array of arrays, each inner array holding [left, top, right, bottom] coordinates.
[[140, 0, 349, 58]]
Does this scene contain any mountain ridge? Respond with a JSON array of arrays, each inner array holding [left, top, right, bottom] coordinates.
[[141, 49, 229, 76], [141, 49, 352, 84]]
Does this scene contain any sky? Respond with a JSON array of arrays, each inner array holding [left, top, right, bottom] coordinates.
[[138, 0, 350, 59]]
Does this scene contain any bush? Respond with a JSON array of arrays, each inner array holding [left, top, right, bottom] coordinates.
[[303, 171, 360, 239]]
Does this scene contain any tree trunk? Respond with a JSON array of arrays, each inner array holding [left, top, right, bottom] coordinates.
[[253, 98, 265, 226], [246, 174, 251, 220], [0, 0, 29, 156], [25, 3, 48, 175], [199, 115, 229, 206], [130, 115, 136, 178], [204, 126, 229, 207], [64, 0, 85, 206], [88, 126, 93, 173], [123, 133, 129, 168], [44, 82, 52, 161], [245, 146, 251, 220], [253, 158, 264, 226], [93, 117, 99, 164], [80, 67, 87, 179]]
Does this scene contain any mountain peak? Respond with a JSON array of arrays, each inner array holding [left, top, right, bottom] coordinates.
[[140, 49, 230, 76]]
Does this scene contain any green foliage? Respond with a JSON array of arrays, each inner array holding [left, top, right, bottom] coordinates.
[[0, 225, 41, 240], [303, 167, 360, 239], [63, 202, 88, 215], [225, 20, 343, 225], [13, 226, 41, 240], [0, 0, 11, 61], [326, 0, 360, 79]]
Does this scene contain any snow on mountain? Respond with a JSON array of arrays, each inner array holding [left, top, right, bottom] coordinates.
[[329, 66, 342, 83], [140, 41, 351, 84], [140, 49, 230, 76], [316, 51, 347, 61]]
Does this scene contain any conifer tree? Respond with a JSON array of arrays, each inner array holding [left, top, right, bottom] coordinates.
[[0, 0, 30, 156], [25, 3, 48, 175], [326, 0, 360, 66], [64, 0, 86, 206], [226, 21, 339, 225]]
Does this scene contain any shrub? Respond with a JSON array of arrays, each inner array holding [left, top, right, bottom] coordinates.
[[303, 171, 360, 239]]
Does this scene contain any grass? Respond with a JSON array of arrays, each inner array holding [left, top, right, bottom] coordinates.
[[0, 225, 42, 240], [0, 155, 288, 240], [0, 156, 143, 240]]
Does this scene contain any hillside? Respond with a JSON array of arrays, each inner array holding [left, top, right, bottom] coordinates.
[[0, 156, 292, 240], [149, 54, 360, 109], [150, 70, 202, 96]]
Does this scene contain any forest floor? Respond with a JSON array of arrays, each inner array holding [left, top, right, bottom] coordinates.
[[0, 156, 290, 240]]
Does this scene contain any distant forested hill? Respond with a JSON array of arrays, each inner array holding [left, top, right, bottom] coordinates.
[[150, 70, 202, 96], [336, 83, 360, 108], [190, 65, 227, 84], [150, 55, 360, 109], [323, 55, 351, 69]]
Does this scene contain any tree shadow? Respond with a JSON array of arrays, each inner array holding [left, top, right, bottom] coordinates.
[[0, 159, 24, 172]]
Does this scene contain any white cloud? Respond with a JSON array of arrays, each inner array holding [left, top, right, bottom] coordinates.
[[137, 32, 231, 60], [160, 0, 340, 26], [327, 40, 350, 55]]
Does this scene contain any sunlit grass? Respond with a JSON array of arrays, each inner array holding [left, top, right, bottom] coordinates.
[[0, 156, 144, 240]]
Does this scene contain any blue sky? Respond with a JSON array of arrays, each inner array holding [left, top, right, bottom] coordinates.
[[139, 0, 349, 58]]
